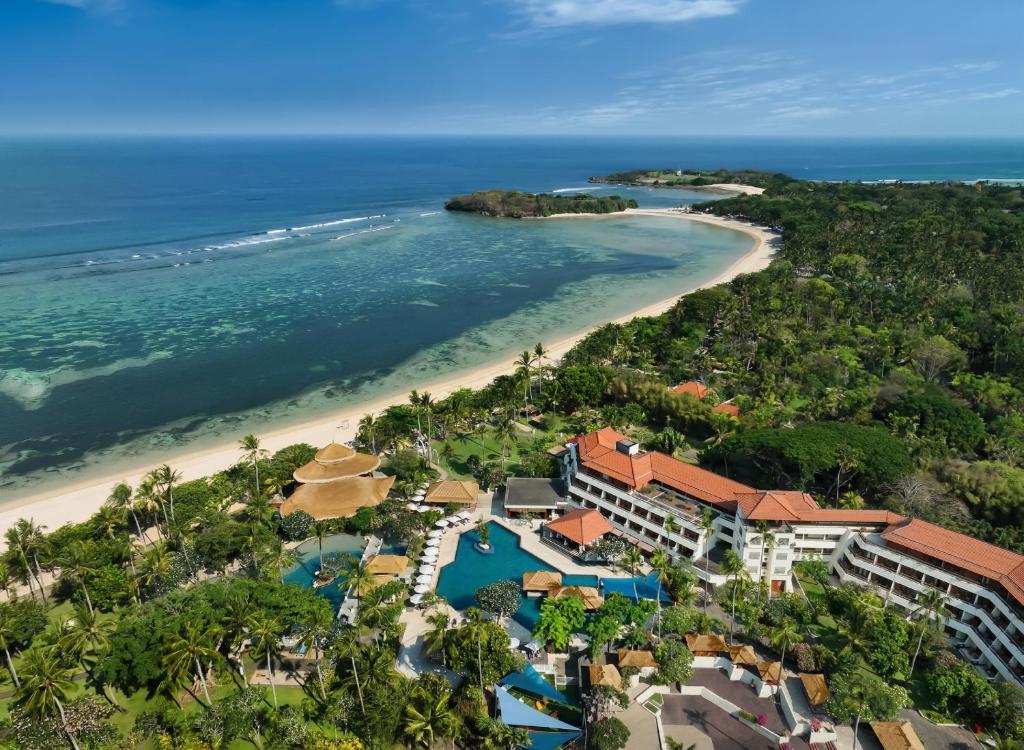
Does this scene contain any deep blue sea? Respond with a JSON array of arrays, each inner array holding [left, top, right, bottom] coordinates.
[[1, 136, 1022, 498]]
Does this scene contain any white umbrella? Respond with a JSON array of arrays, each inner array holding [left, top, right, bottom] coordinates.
[[420, 481, 430, 488], [426, 538, 441, 548], [413, 492, 426, 501], [435, 519, 449, 528], [415, 575, 433, 585], [413, 584, 429, 594], [457, 510, 473, 520], [420, 552, 438, 562], [406, 502, 419, 511], [509, 637, 521, 650], [409, 594, 424, 605], [417, 506, 433, 513], [427, 529, 444, 538], [446, 515, 461, 525], [419, 564, 436, 575]]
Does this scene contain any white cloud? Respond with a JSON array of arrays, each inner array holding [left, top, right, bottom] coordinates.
[[967, 88, 1020, 101], [40, 0, 125, 13], [510, 0, 742, 27]]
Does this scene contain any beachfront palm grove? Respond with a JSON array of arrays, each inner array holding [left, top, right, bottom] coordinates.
[[1, 175, 1024, 748]]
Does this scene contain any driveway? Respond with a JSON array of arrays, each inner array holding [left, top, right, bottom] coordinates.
[[661, 695, 777, 750]]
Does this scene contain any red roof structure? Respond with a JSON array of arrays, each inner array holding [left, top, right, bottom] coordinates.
[[882, 518, 1024, 605], [545, 508, 613, 546], [671, 381, 710, 400], [714, 402, 742, 417]]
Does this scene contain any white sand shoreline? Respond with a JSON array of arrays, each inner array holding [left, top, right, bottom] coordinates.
[[0, 209, 778, 536]]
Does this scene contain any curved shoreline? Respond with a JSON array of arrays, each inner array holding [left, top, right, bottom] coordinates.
[[0, 209, 778, 536]]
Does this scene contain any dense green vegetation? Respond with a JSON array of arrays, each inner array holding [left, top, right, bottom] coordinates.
[[444, 190, 637, 218], [589, 168, 787, 189]]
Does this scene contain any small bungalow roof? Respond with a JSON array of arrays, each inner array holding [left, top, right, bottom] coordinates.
[[799, 673, 830, 705], [545, 508, 612, 546], [522, 570, 563, 592], [424, 480, 478, 505], [755, 660, 784, 684], [366, 554, 408, 575], [870, 721, 926, 750], [616, 649, 657, 668], [671, 381, 710, 400], [588, 664, 621, 688], [551, 586, 604, 610], [726, 644, 758, 665], [685, 634, 728, 654]]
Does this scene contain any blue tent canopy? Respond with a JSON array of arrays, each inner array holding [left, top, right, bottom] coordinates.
[[494, 685, 578, 732], [500, 663, 569, 705], [521, 730, 580, 750]]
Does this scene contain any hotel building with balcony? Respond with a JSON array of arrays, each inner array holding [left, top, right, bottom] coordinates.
[[550, 427, 1024, 685]]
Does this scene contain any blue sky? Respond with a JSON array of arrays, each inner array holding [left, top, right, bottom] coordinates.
[[3, 0, 1022, 135]]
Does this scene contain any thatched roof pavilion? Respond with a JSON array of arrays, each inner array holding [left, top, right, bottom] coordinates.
[[522, 570, 563, 592], [279, 475, 395, 520]]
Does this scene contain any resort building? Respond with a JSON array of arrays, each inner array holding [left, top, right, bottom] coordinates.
[[422, 479, 479, 507], [548, 427, 1024, 685], [540, 507, 613, 556], [279, 442, 395, 520], [504, 477, 567, 519], [672, 380, 741, 416]]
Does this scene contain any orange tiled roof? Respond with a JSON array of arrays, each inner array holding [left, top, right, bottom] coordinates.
[[882, 518, 1024, 605], [671, 381, 710, 399], [736, 491, 820, 521], [545, 508, 613, 546], [713, 402, 741, 417]]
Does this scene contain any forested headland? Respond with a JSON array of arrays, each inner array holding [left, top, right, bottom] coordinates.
[[589, 168, 786, 189], [444, 190, 638, 218]]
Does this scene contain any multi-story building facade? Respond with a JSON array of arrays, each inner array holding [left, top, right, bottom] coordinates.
[[551, 427, 1024, 685]]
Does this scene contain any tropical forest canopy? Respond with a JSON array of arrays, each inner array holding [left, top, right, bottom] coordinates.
[[444, 190, 638, 218]]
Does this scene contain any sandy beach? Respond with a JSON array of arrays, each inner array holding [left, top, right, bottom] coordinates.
[[0, 209, 777, 537]]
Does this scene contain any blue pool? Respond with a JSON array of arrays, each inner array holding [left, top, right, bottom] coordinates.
[[282, 533, 405, 609], [436, 522, 668, 630]]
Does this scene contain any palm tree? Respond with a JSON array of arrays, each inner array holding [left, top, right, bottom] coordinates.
[[59, 603, 113, 684], [16, 648, 78, 749], [618, 546, 644, 602], [494, 416, 518, 471], [4, 519, 44, 602], [134, 476, 165, 539], [699, 508, 715, 614], [313, 521, 330, 560], [515, 350, 534, 404], [239, 435, 267, 501], [649, 549, 670, 635], [753, 521, 775, 602], [663, 514, 681, 560], [721, 549, 748, 643], [420, 392, 435, 444], [909, 589, 950, 677], [0, 560, 13, 600], [410, 390, 424, 435], [249, 615, 282, 708], [342, 555, 376, 598], [265, 538, 296, 583], [152, 464, 182, 524], [533, 342, 548, 397], [105, 482, 145, 542], [359, 413, 378, 454], [139, 541, 171, 595], [163, 620, 220, 705], [59, 541, 95, 616], [333, 629, 366, 716], [423, 610, 449, 668], [403, 691, 458, 750], [296, 607, 333, 700], [837, 606, 873, 657], [769, 620, 801, 697], [0, 607, 21, 687]]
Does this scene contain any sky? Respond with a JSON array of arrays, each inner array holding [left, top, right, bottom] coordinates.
[[2, 0, 1023, 136]]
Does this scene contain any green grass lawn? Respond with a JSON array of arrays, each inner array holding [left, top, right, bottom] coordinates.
[[433, 414, 566, 481]]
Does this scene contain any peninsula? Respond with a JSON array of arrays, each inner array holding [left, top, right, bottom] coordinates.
[[444, 189, 638, 218], [589, 167, 787, 193]]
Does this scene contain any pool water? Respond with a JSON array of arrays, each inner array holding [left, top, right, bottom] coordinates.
[[281, 533, 405, 610], [436, 522, 670, 631]]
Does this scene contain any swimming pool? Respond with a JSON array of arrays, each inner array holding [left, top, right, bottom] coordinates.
[[281, 533, 405, 609], [436, 522, 666, 630]]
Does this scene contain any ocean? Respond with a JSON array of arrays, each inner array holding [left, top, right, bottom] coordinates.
[[1, 136, 1022, 498]]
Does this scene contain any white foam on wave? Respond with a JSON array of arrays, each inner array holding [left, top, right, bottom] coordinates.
[[329, 224, 396, 241], [289, 214, 386, 232], [551, 186, 604, 193], [419, 211, 441, 217]]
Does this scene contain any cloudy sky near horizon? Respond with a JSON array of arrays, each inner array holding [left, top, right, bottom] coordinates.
[[3, 0, 1022, 136]]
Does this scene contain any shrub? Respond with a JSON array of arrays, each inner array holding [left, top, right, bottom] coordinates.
[[475, 580, 522, 619], [280, 510, 315, 541], [590, 717, 630, 750]]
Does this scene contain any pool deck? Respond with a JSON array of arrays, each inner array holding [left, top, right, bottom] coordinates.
[[396, 491, 624, 678]]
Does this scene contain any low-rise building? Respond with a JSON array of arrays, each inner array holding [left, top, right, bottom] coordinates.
[[553, 427, 1024, 685]]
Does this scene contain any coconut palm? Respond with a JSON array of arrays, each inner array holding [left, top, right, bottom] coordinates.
[[837, 606, 873, 657], [770, 619, 801, 694], [4, 519, 45, 602], [0, 560, 13, 600], [0, 607, 21, 687], [649, 549, 670, 635], [313, 520, 330, 560], [494, 416, 518, 471], [134, 476, 165, 539], [332, 629, 366, 716], [909, 589, 950, 677], [105, 482, 145, 542], [16, 647, 78, 749], [721, 548, 748, 643], [533, 342, 548, 396], [220, 592, 255, 683], [423, 610, 449, 668], [663, 514, 681, 560], [618, 546, 644, 602], [515, 350, 534, 404], [152, 464, 182, 524], [296, 606, 333, 700], [59, 541, 95, 616], [403, 690, 458, 750], [239, 434, 267, 500], [753, 521, 775, 602], [59, 603, 113, 682], [341, 555, 376, 598], [420, 392, 435, 443], [248, 615, 282, 708], [358, 413, 378, 454], [699, 508, 715, 614], [163, 620, 220, 705], [265, 538, 296, 583]]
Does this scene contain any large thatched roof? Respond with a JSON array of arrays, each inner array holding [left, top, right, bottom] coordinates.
[[293, 452, 382, 483], [424, 480, 478, 505], [315, 442, 356, 464], [279, 475, 395, 520]]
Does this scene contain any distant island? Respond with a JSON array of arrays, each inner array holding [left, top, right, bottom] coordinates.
[[589, 168, 789, 191], [444, 190, 638, 218]]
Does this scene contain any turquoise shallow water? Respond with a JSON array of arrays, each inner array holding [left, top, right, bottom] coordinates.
[[5, 136, 1018, 500]]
